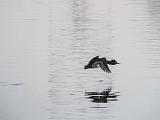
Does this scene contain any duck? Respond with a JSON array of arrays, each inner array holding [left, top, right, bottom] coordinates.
[[84, 56, 119, 73]]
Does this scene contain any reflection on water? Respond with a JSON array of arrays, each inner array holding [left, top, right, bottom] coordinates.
[[0, 0, 160, 120], [85, 88, 120, 103]]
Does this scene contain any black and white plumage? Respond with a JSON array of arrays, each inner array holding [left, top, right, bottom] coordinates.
[[84, 56, 119, 73]]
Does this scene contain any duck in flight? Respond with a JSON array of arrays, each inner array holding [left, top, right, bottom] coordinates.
[[84, 56, 119, 73]]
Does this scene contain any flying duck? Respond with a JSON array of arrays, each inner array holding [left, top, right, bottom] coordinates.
[[84, 56, 119, 73]]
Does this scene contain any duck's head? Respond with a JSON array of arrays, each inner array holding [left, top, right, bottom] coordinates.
[[110, 60, 119, 65]]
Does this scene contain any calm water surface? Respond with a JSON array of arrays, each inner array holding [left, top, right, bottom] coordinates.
[[0, 0, 160, 120]]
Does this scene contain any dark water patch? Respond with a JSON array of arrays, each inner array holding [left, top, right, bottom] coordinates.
[[97, 80, 104, 82], [90, 107, 107, 109], [0, 82, 23, 86]]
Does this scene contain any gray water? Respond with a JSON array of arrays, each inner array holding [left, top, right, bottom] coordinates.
[[0, 0, 160, 120]]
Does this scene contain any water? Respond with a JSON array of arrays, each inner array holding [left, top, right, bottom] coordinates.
[[0, 0, 160, 120]]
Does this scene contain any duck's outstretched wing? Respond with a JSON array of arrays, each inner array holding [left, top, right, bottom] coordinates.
[[84, 56, 100, 69], [99, 58, 111, 73], [88, 56, 99, 65]]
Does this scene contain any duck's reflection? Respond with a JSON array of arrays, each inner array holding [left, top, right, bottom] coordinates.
[[85, 88, 120, 103]]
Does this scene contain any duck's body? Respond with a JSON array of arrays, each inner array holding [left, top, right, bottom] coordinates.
[[84, 56, 119, 73]]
